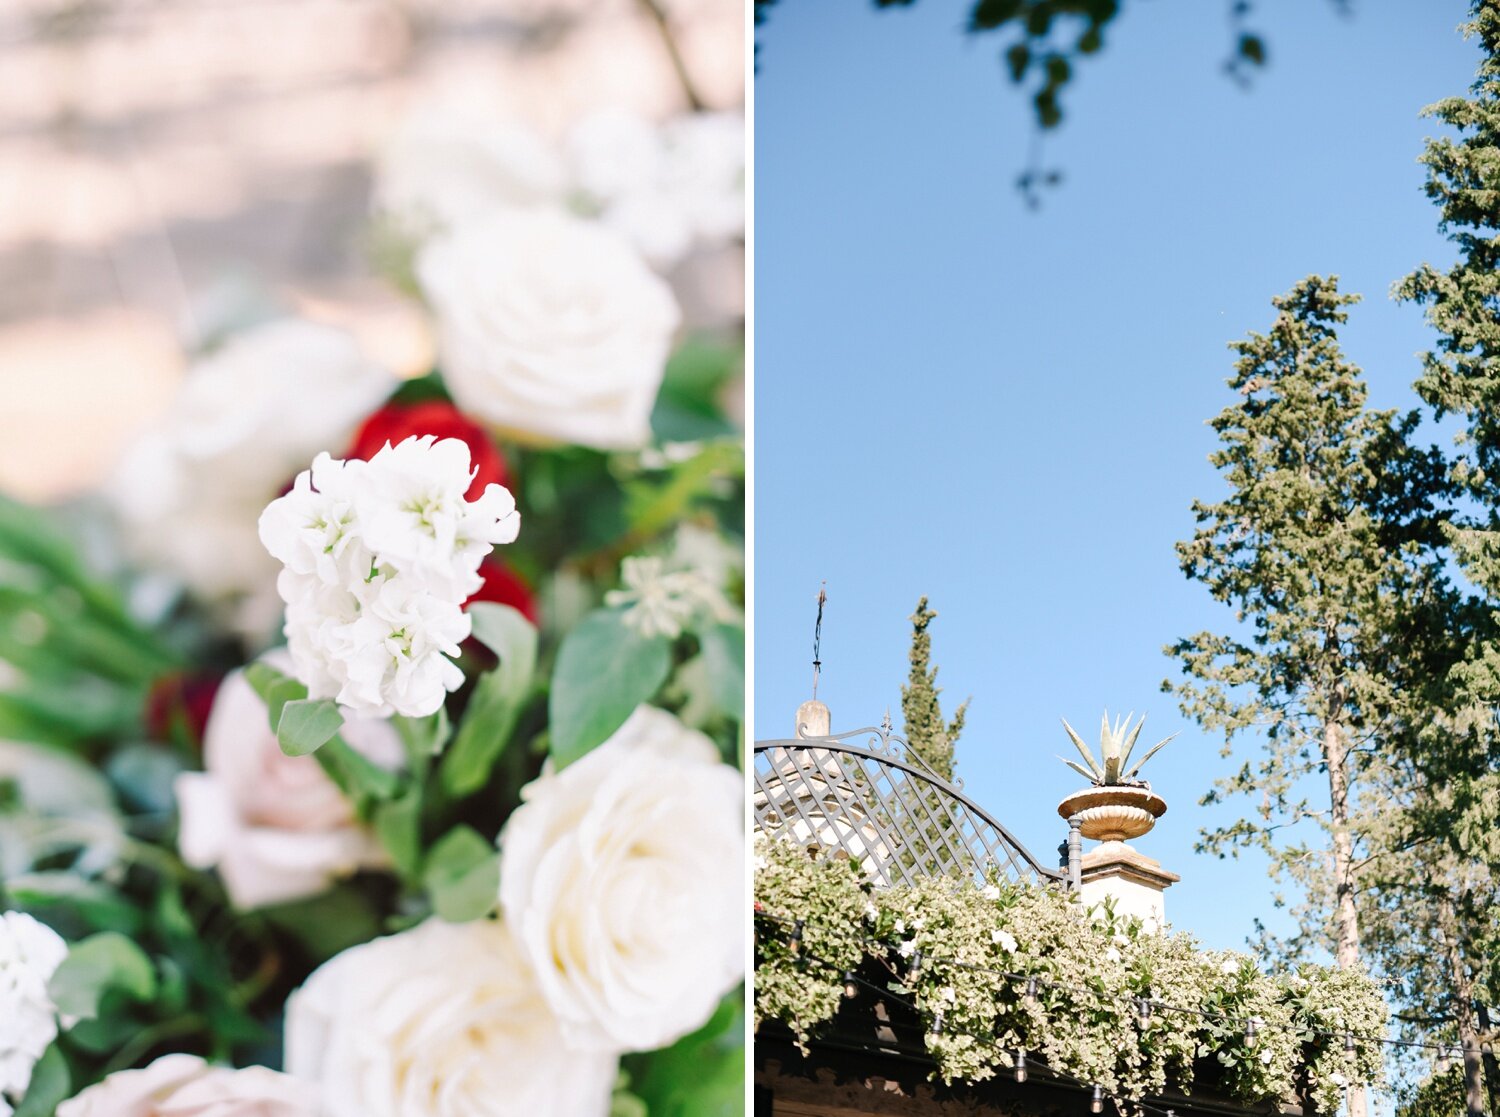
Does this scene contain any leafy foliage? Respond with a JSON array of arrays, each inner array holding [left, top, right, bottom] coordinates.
[[754, 836, 1386, 1112]]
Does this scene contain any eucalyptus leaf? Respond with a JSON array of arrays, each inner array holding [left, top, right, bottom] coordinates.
[[697, 623, 744, 719], [442, 604, 538, 797], [549, 610, 670, 769], [276, 698, 344, 757], [422, 825, 500, 923], [373, 792, 424, 880], [13, 1043, 69, 1117], [48, 931, 157, 1020]]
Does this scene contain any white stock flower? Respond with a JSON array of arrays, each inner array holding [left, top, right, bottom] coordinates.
[[992, 929, 1018, 953], [259, 436, 520, 717], [109, 319, 394, 643], [567, 109, 744, 269], [285, 918, 615, 1117], [57, 1054, 318, 1117], [374, 104, 566, 237], [604, 556, 702, 639], [416, 209, 680, 450], [0, 911, 67, 1117], [175, 653, 401, 909], [604, 529, 740, 641], [498, 705, 744, 1051]]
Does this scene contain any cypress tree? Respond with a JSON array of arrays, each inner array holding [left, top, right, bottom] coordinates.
[[900, 597, 969, 781]]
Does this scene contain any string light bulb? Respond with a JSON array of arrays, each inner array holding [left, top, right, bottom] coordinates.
[[1013, 1048, 1028, 1083], [1025, 976, 1039, 1005], [842, 970, 857, 999], [1344, 1031, 1356, 1055], [790, 920, 804, 955], [1244, 1017, 1258, 1044], [931, 1010, 945, 1036], [908, 949, 923, 982], [1436, 1048, 1451, 1075], [1090, 1085, 1104, 1113], [1138, 997, 1152, 1027]]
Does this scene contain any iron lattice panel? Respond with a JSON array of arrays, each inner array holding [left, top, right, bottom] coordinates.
[[753, 727, 1067, 889]]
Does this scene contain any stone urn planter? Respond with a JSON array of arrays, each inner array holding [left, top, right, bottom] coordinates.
[[1056, 785, 1167, 842]]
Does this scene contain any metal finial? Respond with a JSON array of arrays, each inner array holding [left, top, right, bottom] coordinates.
[[811, 582, 827, 700], [882, 707, 893, 733]]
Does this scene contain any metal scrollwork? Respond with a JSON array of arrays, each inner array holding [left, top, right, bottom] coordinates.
[[754, 725, 1068, 889]]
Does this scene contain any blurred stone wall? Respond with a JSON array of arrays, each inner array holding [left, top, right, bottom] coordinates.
[[0, 0, 743, 501]]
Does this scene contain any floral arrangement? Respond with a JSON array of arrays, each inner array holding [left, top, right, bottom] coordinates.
[[0, 85, 745, 1117], [753, 836, 1386, 1116]]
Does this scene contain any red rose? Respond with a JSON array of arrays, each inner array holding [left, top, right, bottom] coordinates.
[[347, 400, 510, 500], [144, 671, 223, 749], [466, 559, 539, 625]]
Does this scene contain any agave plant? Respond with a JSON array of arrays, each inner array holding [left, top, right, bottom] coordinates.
[[1059, 711, 1176, 787]]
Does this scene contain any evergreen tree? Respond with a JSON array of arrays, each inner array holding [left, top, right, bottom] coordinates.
[[1167, 276, 1453, 1117], [900, 597, 968, 781], [1396, 0, 1500, 865], [1393, 8, 1500, 1108]]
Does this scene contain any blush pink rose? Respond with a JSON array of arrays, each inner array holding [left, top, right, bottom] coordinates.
[[57, 1054, 318, 1117], [174, 652, 402, 909]]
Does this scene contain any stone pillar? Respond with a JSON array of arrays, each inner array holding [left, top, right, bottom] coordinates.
[[1079, 840, 1180, 932], [1056, 786, 1177, 931], [796, 699, 831, 738]]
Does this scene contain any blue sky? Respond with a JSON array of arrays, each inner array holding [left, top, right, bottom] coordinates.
[[752, 0, 1476, 953]]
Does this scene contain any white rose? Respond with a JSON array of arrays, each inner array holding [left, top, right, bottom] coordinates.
[[374, 103, 566, 237], [0, 911, 67, 1117], [285, 918, 615, 1117], [109, 319, 394, 642], [174, 653, 401, 909], [417, 209, 680, 450], [567, 109, 744, 269], [57, 1054, 318, 1117], [498, 705, 743, 1051]]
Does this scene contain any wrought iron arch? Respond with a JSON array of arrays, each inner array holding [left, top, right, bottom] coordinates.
[[754, 721, 1072, 889]]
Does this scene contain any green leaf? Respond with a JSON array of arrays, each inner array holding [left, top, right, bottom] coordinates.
[[262, 886, 384, 965], [5, 874, 143, 937], [315, 735, 400, 812], [276, 698, 344, 757], [422, 825, 500, 923], [442, 604, 539, 797], [549, 610, 671, 769], [398, 706, 451, 761], [48, 931, 157, 1020], [13, 1043, 69, 1117], [373, 791, 424, 879], [623, 994, 743, 1117], [698, 623, 745, 719]]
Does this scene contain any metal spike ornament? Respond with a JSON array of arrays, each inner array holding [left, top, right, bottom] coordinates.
[[811, 582, 827, 700]]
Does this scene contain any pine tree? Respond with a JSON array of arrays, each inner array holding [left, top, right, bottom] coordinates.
[[1393, 8, 1500, 1109], [1167, 276, 1454, 1117], [1396, 0, 1500, 852], [900, 597, 968, 781]]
